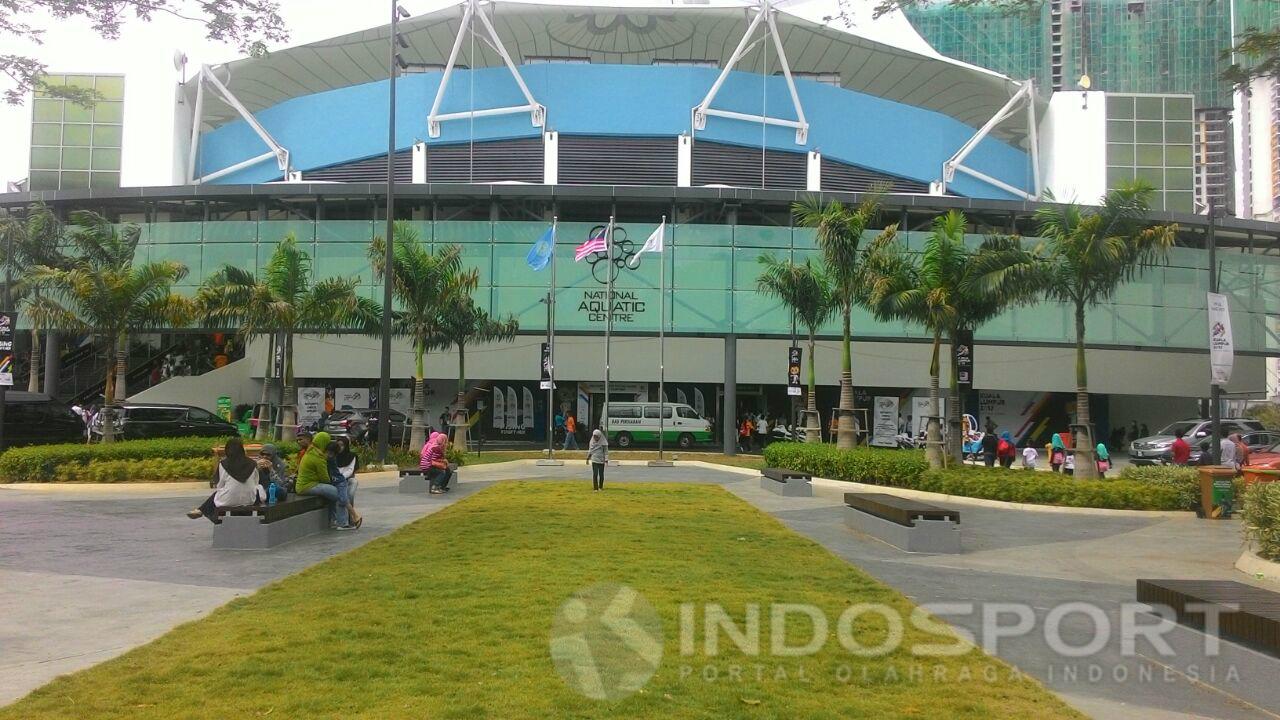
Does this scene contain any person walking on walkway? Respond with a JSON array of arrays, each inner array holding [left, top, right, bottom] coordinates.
[[587, 429, 608, 491], [981, 430, 999, 467], [1170, 429, 1191, 465], [564, 413, 579, 450], [1049, 433, 1067, 472], [1095, 442, 1111, 477], [756, 414, 770, 449], [997, 431, 1017, 468]]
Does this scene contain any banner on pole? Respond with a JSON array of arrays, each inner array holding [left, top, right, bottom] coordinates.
[[1208, 292, 1234, 385], [787, 346, 803, 396], [870, 396, 899, 447], [0, 312, 14, 387], [953, 328, 973, 393], [493, 387, 506, 429], [540, 342, 552, 390], [299, 387, 326, 425], [505, 386, 518, 429], [694, 388, 705, 418], [522, 387, 535, 429]]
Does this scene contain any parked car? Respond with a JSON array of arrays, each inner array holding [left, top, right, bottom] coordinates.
[[601, 402, 713, 449], [1186, 430, 1280, 465], [91, 403, 239, 440], [2, 392, 87, 446], [1128, 418, 1266, 465], [325, 408, 412, 445]]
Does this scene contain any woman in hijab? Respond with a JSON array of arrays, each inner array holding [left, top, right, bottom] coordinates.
[[187, 437, 265, 523], [421, 431, 451, 494], [587, 428, 608, 491], [1049, 433, 1067, 473], [997, 431, 1017, 468], [1095, 441, 1111, 477], [330, 436, 362, 526], [296, 431, 355, 530]]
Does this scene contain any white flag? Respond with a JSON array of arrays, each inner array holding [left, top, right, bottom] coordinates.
[[627, 221, 664, 267], [1207, 292, 1234, 385]]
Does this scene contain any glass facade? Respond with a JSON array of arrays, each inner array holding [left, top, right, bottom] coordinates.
[[1105, 94, 1196, 213], [118, 219, 1274, 354], [28, 74, 124, 191]]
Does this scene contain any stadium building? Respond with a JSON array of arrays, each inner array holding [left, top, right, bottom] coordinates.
[[2, 0, 1278, 449]]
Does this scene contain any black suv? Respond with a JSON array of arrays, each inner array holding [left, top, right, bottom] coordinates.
[[92, 403, 239, 440], [2, 392, 87, 446]]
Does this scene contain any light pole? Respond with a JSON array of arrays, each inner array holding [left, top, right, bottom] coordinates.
[[1208, 199, 1222, 465], [377, 2, 411, 465]]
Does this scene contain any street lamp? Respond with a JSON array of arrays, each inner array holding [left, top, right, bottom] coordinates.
[[377, 1, 410, 465]]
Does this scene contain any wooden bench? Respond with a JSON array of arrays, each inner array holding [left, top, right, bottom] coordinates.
[[1136, 579, 1280, 657], [843, 492, 961, 554], [212, 494, 329, 549], [759, 467, 813, 497]]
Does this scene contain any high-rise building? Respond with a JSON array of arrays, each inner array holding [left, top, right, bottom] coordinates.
[[27, 74, 125, 191]]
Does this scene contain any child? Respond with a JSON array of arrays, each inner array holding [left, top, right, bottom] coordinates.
[[1063, 451, 1075, 476], [1021, 445, 1038, 470]]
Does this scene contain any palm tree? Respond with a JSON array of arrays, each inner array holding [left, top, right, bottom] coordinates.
[[199, 234, 378, 442], [439, 294, 519, 448], [862, 211, 1041, 467], [369, 222, 477, 451], [26, 212, 191, 443], [756, 255, 835, 444], [793, 196, 896, 449], [0, 204, 70, 393], [1031, 182, 1177, 477]]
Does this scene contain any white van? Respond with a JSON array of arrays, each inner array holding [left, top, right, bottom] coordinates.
[[601, 402, 713, 449]]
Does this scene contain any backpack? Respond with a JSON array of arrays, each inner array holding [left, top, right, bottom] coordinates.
[[997, 439, 1012, 457]]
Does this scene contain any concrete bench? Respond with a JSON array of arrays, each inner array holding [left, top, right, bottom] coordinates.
[[843, 492, 961, 554], [212, 495, 329, 549], [1137, 579, 1280, 657], [398, 466, 457, 494], [759, 467, 813, 497]]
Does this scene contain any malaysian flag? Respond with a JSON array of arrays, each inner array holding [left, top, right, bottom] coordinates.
[[574, 226, 609, 261]]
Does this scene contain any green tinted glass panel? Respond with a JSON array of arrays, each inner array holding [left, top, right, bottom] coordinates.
[[65, 75, 95, 90], [34, 75, 64, 97], [1107, 143, 1134, 165], [32, 99, 61, 122], [1165, 192, 1194, 213], [60, 171, 90, 189], [1135, 121, 1163, 143], [61, 147, 90, 170], [1165, 122, 1193, 144], [1135, 167, 1163, 185], [1135, 96, 1164, 119], [62, 125, 91, 146], [31, 123, 60, 145], [93, 101, 123, 123], [95, 75, 125, 100], [27, 171, 59, 190], [1165, 97, 1193, 120], [1166, 145, 1193, 166], [1107, 95, 1134, 119], [1165, 168, 1194, 191], [1106, 165, 1134, 187], [29, 146, 60, 170], [1136, 144, 1164, 166], [1106, 120, 1134, 142], [90, 172, 120, 189], [91, 147, 121, 171], [62, 103, 91, 122], [92, 125, 122, 147]]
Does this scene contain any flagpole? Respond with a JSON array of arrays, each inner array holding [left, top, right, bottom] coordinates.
[[548, 217, 557, 462], [657, 218, 667, 462], [604, 216, 614, 447]]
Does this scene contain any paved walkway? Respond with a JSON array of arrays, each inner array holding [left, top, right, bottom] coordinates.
[[2, 462, 1277, 719]]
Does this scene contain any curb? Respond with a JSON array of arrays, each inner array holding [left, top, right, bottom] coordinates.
[[1235, 545, 1280, 585]]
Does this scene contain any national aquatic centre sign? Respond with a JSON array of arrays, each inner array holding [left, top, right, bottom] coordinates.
[[579, 289, 647, 323]]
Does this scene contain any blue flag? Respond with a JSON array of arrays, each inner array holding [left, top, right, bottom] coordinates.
[[526, 225, 555, 271]]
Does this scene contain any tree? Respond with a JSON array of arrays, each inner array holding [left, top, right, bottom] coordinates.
[[0, 204, 70, 393], [26, 212, 191, 442], [3, 1, 287, 105], [793, 196, 897, 449], [199, 234, 377, 442], [369, 222, 477, 451], [1031, 182, 1177, 477], [756, 255, 836, 444], [439, 294, 519, 448], [862, 210, 1041, 467]]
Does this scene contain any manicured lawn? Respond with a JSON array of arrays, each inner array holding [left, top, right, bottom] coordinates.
[[462, 449, 766, 470], [2, 482, 1080, 719]]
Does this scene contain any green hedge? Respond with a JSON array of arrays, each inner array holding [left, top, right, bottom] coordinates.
[[762, 442, 1186, 511], [1118, 465, 1201, 511], [1243, 482, 1280, 561], [52, 458, 215, 483]]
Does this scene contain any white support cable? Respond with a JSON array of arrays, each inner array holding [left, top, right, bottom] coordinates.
[[197, 150, 276, 184], [194, 64, 292, 183], [427, 0, 545, 138], [186, 69, 206, 184], [938, 80, 1038, 199], [1024, 79, 1042, 199], [691, 0, 808, 144]]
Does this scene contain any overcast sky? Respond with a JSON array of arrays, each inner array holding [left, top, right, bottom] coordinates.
[[0, 0, 933, 188]]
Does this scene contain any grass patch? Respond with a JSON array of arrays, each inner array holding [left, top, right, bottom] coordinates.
[[2, 482, 1079, 719], [460, 449, 766, 470]]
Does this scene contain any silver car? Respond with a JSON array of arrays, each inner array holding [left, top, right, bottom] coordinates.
[[1128, 418, 1265, 465]]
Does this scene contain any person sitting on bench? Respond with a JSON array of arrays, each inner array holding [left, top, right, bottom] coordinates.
[[257, 443, 288, 494], [419, 430, 452, 494], [297, 432, 357, 531], [187, 437, 265, 523], [329, 435, 362, 527]]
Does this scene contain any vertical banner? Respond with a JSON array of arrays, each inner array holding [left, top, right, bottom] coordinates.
[[694, 388, 705, 418], [540, 342, 552, 390], [493, 386, 507, 429], [871, 396, 900, 447], [677, 388, 688, 405], [910, 396, 945, 438], [787, 346, 803, 396], [953, 329, 973, 393], [0, 312, 15, 386], [389, 388, 412, 414], [522, 386, 535, 429], [299, 387, 326, 426], [1207, 292, 1234, 385], [577, 387, 590, 430], [505, 386, 518, 429]]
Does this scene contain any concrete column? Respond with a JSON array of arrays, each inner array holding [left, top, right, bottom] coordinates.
[[723, 334, 737, 455], [42, 332, 60, 398], [677, 134, 692, 187]]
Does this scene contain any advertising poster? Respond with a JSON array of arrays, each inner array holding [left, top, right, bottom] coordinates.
[[0, 312, 14, 387], [299, 387, 326, 426], [389, 388, 412, 414], [1207, 292, 1234, 385], [522, 387, 535, 429], [694, 388, 705, 418], [335, 387, 369, 410], [677, 388, 687, 405], [871, 396, 899, 448], [540, 342, 552, 390], [910, 396, 945, 438], [493, 387, 506, 429], [505, 386, 518, 428], [787, 347, 803, 396], [953, 329, 973, 393]]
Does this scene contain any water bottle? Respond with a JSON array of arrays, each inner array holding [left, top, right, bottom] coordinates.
[[268, 482, 278, 506]]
